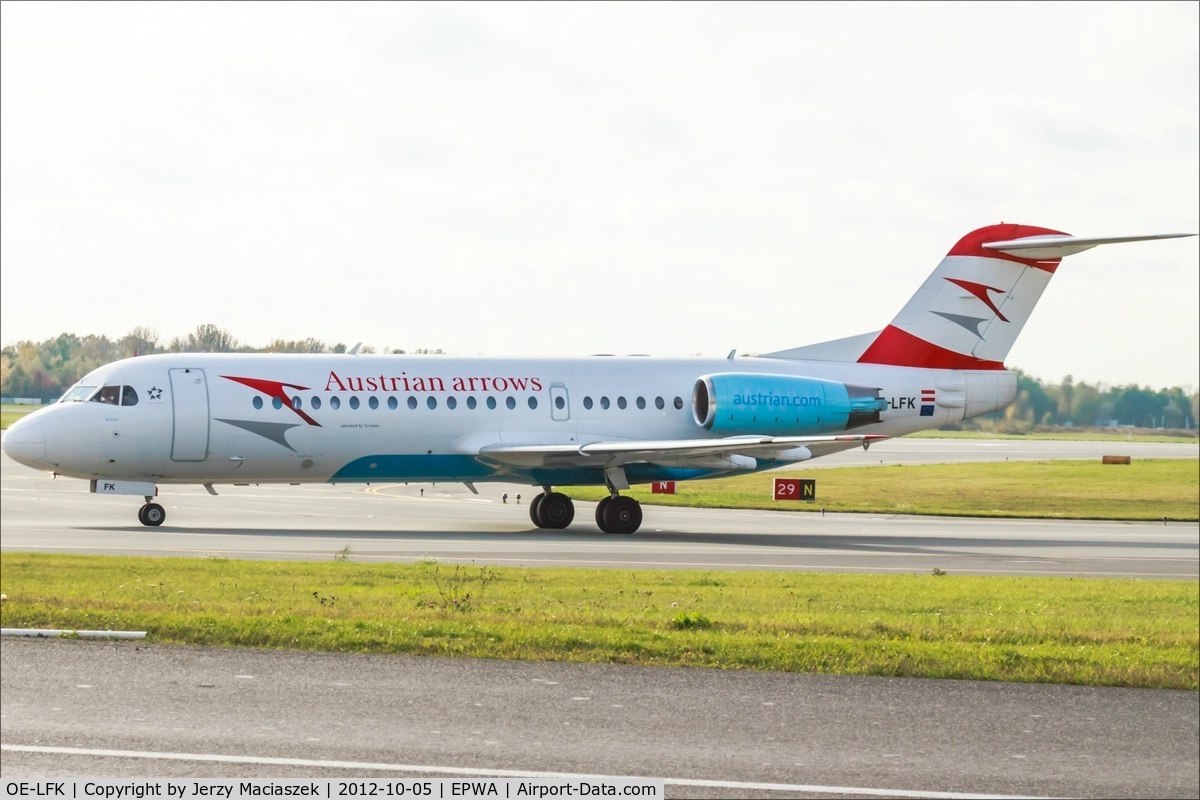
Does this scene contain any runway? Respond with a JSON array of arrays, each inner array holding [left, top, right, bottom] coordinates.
[[2, 638, 1197, 799], [2, 442, 1197, 578]]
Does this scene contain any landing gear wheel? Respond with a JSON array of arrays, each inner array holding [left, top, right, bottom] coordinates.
[[595, 497, 613, 533], [601, 496, 642, 535], [138, 503, 165, 527], [529, 493, 546, 527], [535, 492, 575, 529]]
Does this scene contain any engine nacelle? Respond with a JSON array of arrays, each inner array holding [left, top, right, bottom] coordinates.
[[692, 373, 887, 436]]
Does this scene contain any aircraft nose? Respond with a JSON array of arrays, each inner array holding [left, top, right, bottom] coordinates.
[[1, 415, 47, 468]]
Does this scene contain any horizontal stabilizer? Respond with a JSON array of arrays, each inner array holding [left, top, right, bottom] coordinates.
[[983, 232, 1195, 260]]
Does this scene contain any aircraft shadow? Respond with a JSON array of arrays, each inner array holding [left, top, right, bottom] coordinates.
[[87, 524, 1199, 561]]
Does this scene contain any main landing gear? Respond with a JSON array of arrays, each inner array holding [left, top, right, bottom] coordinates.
[[528, 486, 644, 534], [528, 490, 574, 529], [138, 499, 166, 526], [594, 494, 642, 535]]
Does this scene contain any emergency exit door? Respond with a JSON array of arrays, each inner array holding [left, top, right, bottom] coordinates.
[[549, 382, 571, 421]]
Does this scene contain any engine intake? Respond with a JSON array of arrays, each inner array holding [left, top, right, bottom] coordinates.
[[692, 373, 886, 435]]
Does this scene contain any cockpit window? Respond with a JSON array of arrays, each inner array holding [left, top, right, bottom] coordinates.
[[87, 385, 140, 405], [93, 385, 122, 405], [60, 385, 98, 403]]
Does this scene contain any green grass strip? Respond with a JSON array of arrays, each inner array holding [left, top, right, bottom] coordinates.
[[904, 429, 1198, 443], [2, 553, 1195, 690], [566, 459, 1200, 521]]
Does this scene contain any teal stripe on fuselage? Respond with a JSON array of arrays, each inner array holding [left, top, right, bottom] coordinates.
[[330, 455, 493, 482], [328, 455, 718, 486]]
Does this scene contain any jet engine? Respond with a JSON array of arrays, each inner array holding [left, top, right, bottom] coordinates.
[[692, 373, 886, 436]]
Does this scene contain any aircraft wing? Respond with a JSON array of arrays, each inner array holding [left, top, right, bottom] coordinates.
[[473, 434, 887, 471]]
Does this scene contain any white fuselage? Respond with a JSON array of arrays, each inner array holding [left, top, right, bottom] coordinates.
[[2, 352, 1014, 487]]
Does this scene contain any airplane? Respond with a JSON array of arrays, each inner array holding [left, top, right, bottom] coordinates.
[[2, 223, 1194, 534]]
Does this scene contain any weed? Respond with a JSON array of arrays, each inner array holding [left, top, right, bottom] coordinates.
[[670, 612, 714, 630], [426, 564, 496, 613]]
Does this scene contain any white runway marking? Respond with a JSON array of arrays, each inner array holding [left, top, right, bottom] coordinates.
[[2, 743, 1056, 799]]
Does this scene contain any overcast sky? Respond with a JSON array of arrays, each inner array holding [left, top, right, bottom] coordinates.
[[2, 1, 1197, 388]]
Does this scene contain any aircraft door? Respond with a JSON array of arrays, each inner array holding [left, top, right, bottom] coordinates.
[[549, 382, 570, 421], [169, 368, 210, 461]]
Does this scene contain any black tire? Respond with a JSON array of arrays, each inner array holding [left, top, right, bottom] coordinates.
[[602, 496, 641, 535], [140, 503, 165, 527], [594, 497, 613, 533], [537, 492, 575, 529], [529, 493, 546, 527]]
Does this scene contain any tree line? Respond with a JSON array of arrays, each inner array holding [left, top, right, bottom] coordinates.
[[0, 325, 442, 402], [2, 325, 1196, 433]]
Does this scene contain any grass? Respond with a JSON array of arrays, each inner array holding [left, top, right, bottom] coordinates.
[[1, 553, 1196, 690], [905, 428, 1198, 443], [1, 404, 40, 429], [563, 459, 1200, 521]]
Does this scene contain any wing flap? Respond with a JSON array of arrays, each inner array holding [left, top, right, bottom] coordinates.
[[475, 434, 887, 470]]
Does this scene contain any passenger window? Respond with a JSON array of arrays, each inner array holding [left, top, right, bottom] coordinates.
[[311, 397, 322, 410], [331, 397, 342, 410], [292, 396, 303, 409], [655, 397, 665, 410], [272, 397, 283, 409], [388, 396, 398, 410], [349, 396, 360, 410], [555, 396, 565, 410], [528, 396, 537, 410], [617, 396, 627, 410], [486, 396, 497, 410], [636, 396, 646, 410], [121, 386, 139, 406], [600, 396, 610, 410], [447, 397, 457, 410], [467, 396, 477, 410], [253, 396, 264, 410], [369, 396, 379, 410], [506, 397, 516, 410], [93, 385, 121, 405], [427, 397, 437, 410], [674, 396, 683, 409], [408, 396, 418, 410], [583, 396, 593, 410]]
